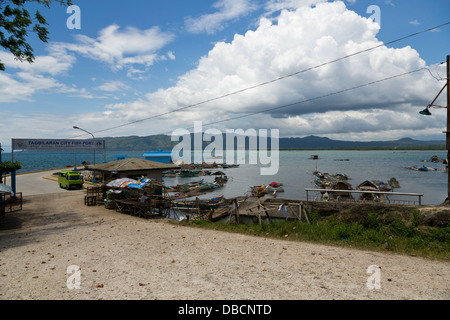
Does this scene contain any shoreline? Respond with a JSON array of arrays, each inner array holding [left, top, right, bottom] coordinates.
[[2, 149, 448, 205]]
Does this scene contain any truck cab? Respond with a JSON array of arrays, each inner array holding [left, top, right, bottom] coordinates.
[[58, 170, 83, 190]]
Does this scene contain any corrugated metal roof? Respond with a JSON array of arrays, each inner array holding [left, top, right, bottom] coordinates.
[[87, 158, 179, 172]]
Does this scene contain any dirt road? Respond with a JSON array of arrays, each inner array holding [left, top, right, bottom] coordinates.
[[0, 190, 448, 300]]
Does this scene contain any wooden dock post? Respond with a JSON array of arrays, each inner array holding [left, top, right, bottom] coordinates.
[[196, 198, 201, 217], [299, 202, 302, 221], [302, 203, 310, 224], [260, 203, 272, 224], [286, 203, 298, 220], [234, 199, 240, 224], [228, 198, 240, 224]]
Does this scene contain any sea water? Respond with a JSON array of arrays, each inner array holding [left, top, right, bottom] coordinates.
[[2, 149, 447, 205]]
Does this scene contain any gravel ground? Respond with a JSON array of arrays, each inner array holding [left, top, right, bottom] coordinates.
[[0, 192, 449, 300]]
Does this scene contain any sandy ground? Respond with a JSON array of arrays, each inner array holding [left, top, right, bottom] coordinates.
[[0, 190, 449, 300]]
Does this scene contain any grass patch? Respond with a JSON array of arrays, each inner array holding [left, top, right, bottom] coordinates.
[[177, 209, 450, 261]]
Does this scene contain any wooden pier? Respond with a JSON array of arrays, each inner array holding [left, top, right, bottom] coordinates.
[[210, 197, 311, 224], [305, 188, 424, 206], [206, 191, 427, 225]]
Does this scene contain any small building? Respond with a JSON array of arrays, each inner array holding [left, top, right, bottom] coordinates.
[[143, 149, 173, 163], [357, 180, 378, 191], [330, 180, 353, 199], [86, 157, 179, 182], [357, 180, 380, 202]]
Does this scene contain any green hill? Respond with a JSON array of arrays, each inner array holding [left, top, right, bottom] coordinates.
[[100, 134, 445, 151]]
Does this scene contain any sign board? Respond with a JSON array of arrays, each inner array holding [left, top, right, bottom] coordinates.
[[12, 139, 105, 151]]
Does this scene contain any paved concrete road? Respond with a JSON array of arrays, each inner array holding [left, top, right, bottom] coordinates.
[[10, 169, 84, 197]]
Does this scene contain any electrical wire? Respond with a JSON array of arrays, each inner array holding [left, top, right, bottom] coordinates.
[[156, 66, 433, 135], [85, 65, 439, 142], [68, 21, 450, 138]]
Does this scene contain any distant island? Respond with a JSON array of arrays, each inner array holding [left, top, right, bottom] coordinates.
[[100, 134, 446, 151]]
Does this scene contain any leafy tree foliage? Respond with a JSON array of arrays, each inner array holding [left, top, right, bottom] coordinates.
[[0, 160, 21, 174], [0, 0, 72, 71]]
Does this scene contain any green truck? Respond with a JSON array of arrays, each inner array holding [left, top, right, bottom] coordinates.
[[58, 170, 83, 190]]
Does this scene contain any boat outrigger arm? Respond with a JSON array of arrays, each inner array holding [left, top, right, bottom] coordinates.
[[419, 83, 448, 115]]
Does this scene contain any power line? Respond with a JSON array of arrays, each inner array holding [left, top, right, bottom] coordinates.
[[73, 21, 450, 138], [94, 65, 439, 143], [155, 66, 433, 135], [81, 63, 444, 149]]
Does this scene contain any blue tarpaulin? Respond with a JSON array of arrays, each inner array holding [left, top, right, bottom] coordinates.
[[128, 178, 153, 189]]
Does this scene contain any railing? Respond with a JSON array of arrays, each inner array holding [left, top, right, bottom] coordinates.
[[304, 188, 424, 206]]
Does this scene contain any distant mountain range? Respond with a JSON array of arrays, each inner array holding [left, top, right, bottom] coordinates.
[[278, 136, 445, 149], [101, 134, 445, 151]]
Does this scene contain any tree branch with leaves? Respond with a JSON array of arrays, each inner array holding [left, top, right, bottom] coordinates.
[[0, 0, 72, 71]]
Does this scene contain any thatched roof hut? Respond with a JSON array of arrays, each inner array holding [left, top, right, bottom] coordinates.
[[86, 157, 179, 182], [330, 180, 353, 198], [357, 180, 378, 191]]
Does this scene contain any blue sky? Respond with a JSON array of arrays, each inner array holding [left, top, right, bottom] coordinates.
[[1, 0, 450, 151]]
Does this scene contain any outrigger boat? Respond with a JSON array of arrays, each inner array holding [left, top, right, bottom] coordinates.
[[266, 182, 284, 192], [177, 169, 202, 177], [250, 182, 285, 197], [221, 164, 240, 168]]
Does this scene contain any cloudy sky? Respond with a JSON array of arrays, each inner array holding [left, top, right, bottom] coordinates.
[[1, 0, 449, 151]]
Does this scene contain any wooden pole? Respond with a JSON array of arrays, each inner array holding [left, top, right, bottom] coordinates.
[[260, 204, 272, 224], [196, 198, 201, 217], [447, 55, 450, 204], [287, 203, 298, 220], [302, 206, 310, 224], [234, 199, 240, 224], [299, 202, 302, 221]]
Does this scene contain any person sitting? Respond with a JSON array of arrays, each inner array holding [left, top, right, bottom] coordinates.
[[140, 192, 149, 203]]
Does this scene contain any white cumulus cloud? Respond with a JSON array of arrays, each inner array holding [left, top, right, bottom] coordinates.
[[88, 1, 445, 140], [52, 24, 175, 75], [1, 1, 446, 143], [185, 0, 257, 34]]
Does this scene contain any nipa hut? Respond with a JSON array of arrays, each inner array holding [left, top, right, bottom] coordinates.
[[357, 180, 382, 202], [330, 180, 353, 199], [86, 157, 180, 183]]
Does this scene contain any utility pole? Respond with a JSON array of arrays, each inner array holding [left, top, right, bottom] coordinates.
[[73, 126, 96, 165], [0, 142, 2, 184], [419, 55, 450, 204], [447, 55, 450, 204]]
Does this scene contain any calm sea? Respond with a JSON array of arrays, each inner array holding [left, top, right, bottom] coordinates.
[[2, 149, 448, 205]]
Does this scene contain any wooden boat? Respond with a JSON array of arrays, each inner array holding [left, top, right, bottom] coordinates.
[[267, 186, 284, 192], [214, 175, 228, 184], [372, 180, 392, 192], [313, 171, 333, 188], [331, 173, 350, 180], [194, 182, 222, 191], [221, 164, 240, 168], [406, 165, 443, 171], [167, 180, 204, 192], [177, 170, 201, 177], [266, 182, 284, 192], [250, 185, 269, 197], [162, 169, 178, 177]]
